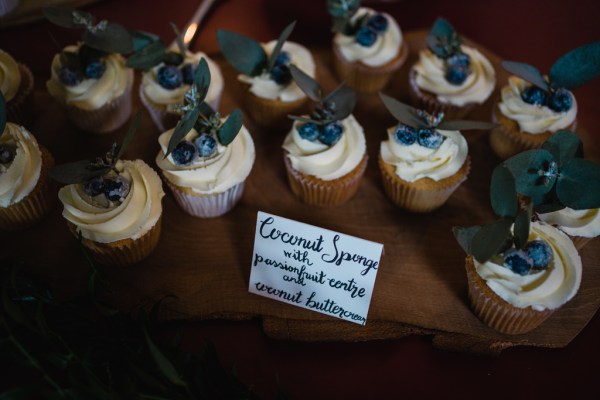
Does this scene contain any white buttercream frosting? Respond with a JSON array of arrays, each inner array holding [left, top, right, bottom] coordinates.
[[156, 125, 255, 194], [538, 207, 600, 239], [333, 7, 402, 67], [498, 76, 578, 134], [0, 123, 42, 208], [0, 49, 21, 101], [475, 221, 581, 311], [141, 50, 223, 109], [58, 160, 164, 243], [282, 115, 366, 181], [413, 46, 495, 106], [47, 44, 131, 111], [380, 127, 468, 182], [238, 41, 315, 102]]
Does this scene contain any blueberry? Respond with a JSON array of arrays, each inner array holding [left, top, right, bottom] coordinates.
[[445, 65, 469, 85], [103, 176, 130, 202], [0, 145, 14, 164], [157, 65, 183, 89], [83, 176, 105, 197], [297, 123, 320, 141], [84, 60, 106, 79], [525, 240, 553, 269], [521, 85, 547, 106], [274, 51, 291, 67], [195, 134, 217, 158], [270, 64, 292, 85], [58, 65, 84, 86], [319, 122, 344, 146], [163, 51, 184, 66], [171, 141, 197, 165], [417, 129, 444, 149], [547, 88, 573, 112], [447, 53, 470, 68], [356, 26, 378, 47], [503, 248, 533, 276], [181, 63, 197, 85], [393, 124, 417, 146], [367, 14, 388, 33]]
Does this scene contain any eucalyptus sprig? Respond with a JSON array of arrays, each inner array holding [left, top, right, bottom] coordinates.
[[326, 0, 363, 34], [217, 21, 296, 77], [288, 64, 356, 126], [48, 111, 141, 184], [426, 17, 462, 59], [126, 23, 191, 70]]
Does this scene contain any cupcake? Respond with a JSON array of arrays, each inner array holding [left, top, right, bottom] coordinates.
[[44, 7, 135, 134], [0, 49, 34, 127], [490, 41, 600, 159], [378, 93, 494, 212], [0, 96, 55, 229], [51, 116, 165, 266], [537, 207, 600, 250], [408, 18, 495, 119], [217, 21, 316, 128], [155, 60, 255, 217], [283, 65, 366, 207], [328, 1, 409, 93]]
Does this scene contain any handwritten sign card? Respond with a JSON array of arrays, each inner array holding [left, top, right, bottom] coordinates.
[[249, 212, 384, 325]]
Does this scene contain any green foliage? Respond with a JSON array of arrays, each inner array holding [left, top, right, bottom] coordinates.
[[218, 109, 244, 146], [504, 149, 557, 199], [289, 64, 321, 102], [490, 165, 517, 218], [170, 23, 188, 59], [167, 106, 201, 157], [557, 158, 600, 209], [426, 17, 462, 59], [541, 129, 583, 168], [126, 37, 167, 69], [267, 21, 296, 72], [513, 204, 532, 249], [550, 41, 600, 90], [326, 0, 361, 33], [217, 29, 267, 77], [501, 61, 549, 92], [453, 219, 513, 264]]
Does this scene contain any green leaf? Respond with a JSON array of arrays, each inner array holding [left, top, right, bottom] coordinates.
[[471, 218, 514, 263], [501, 61, 549, 91], [0, 92, 6, 135], [48, 160, 109, 184], [430, 17, 455, 40], [194, 58, 211, 105], [378, 92, 426, 129], [452, 225, 481, 255], [142, 320, 187, 387], [436, 120, 497, 131], [490, 165, 517, 218], [198, 101, 215, 118], [83, 22, 134, 54], [323, 84, 356, 121], [267, 21, 296, 72], [116, 111, 141, 160], [550, 41, 600, 90], [426, 18, 457, 58], [557, 158, 600, 209], [504, 149, 557, 198], [170, 23, 187, 59], [290, 64, 321, 101], [541, 130, 583, 168], [513, 203, 532, 249], [218, 109, 243, 146], [326, 0, 360, 19], [43, 6, 92, 29], [130, 30, 161, 52], [126, 39, 166, 69], [166, 107, 201, 157], [217, 29, 267, 76]]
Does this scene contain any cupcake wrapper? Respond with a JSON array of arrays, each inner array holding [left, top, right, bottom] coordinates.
[[68, 217, 162, 267], [0, 146, 55, 230], [63, 70, 134, 134], [465, 256, 554, 334], [284, 153, 368, 207], [242, 89, 308, 130], [379, 154, 470, 213], [166, 179, 245, 218], [333, 41, 409, 93], [7, 64, 34, 127]]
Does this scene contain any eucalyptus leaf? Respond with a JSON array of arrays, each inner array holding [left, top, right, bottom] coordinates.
[[0, 92, 6, 135], [504, 149, 557, 198], [126, 39, 166, 70], [194, 58, 211, 105], [323, 85, 356, 121], [471, 218, 514, 263], [490, 165, 517, 218], [541, 130, 583, 168], [130, 30, 160, 52], [217, 29, 267, 77], [426, 18, 458, 58], [513, 204, 532, 249], [198, 101, 215, 118], [550, 41, 600, 90], [437, 120, 497, 131], [533, 189, 565, 214], [290, 64, 321, 101], [501, 61, 549, 91], [83, 22, 134, 54], [556, 158, 600, 209], [452, 225, 481, 255], [218, 109, 243, 146], [43, 6, 92, 29], [166, 106, 201, 157], [378, 92, 425, 129], [170, 23, 187, 58], [116, 111, 141, 160], [48, 160, 109, 184], [288, 115, 321, 125], [142, 324, 187, 387], [267, 21, 296, 72], [430, 17, 455, 40]]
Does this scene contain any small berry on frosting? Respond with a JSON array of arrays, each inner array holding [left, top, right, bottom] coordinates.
[[195, 134, 217, 158], [503, 248, 534, 276], [367, 14, 388, 34], [319, 122, 344, 146], [83, 176, 106, 197], [298, 122, 320, 141], [171, 140, 197, 165], [447, 53, 470, 67], [84, 60, 106, 79], [393, 124, 417, 146], [525, 240, 553, 269], [0, 145, 14, 164], [356, 26, 377, 47], [274, 51, 291, 67], [547, 88, 573, 112], [181, 63, 197, 85], [59, 65, 84, 86], [417, 129, 444, 149], [270, 64, 292, 85], [157, 65, 183, 89], [445, 65, 469, 86], [521, 86, 547, 106], [103, 175, 130, 202]]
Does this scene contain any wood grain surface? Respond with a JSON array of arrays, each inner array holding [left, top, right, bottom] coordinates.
[[4, 31, 599, 352]]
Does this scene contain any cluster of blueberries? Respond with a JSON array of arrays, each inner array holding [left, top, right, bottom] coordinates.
[[157, 53, 199, 90], [58, 45, 107, 86], [393, 124, 445, 149], [171, 133, 218, 166], [270, 51, 293, 86], [502, 240, 553, 276], [521, 86, 573, 113], [83, 175, 131, 202], [0, 144, 15, 164], [298, 121, 345, 146], [355, 13, 388, 47], [444, 52, 471, 86]]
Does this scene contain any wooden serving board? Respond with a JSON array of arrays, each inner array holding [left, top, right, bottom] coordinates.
[[4, 31, 600, 353]]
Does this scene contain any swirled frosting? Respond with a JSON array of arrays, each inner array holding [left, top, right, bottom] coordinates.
[[413, 46, 495, 106], [0, 123, 42, 208], [380, 127, 467, 182], [47, 44, 131, 111], [498, 76, 578, 134], [475, 221, 581, 311], [282, 115, 366, 181], [333, 7, 402, 67], [238, 41, 315, 102], [0, 49, 21, 101], [58, 160, 164, 243], [142, 50, 223, 108], [156, 125, 255, 194], [538, 207, 600, 239]]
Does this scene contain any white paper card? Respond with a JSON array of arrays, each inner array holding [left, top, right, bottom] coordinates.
[[249, 211, 384, 325]]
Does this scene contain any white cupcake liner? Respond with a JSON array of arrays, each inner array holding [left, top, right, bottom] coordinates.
[[167, 180, 245, 218]]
